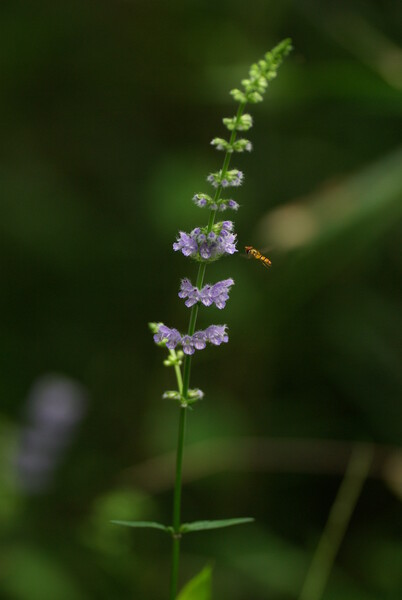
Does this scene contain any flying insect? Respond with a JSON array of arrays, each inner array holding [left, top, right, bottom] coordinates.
[[244, 246, 272, 269]]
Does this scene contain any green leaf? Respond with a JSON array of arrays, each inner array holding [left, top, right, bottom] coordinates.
[[110, 520, 171, 533], [177, 565, 212, 600], [181, 517, 254, 534]]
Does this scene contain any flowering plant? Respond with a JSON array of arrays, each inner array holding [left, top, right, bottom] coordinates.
[[113, 39, 292, 598]]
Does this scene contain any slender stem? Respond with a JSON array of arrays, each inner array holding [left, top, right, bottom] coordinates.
[[169, 349, 183, 394], [168, 101, 246, 599], [169, 535, 181, 600], [172, 408, 187, 531], [299, 444, 373, 600]]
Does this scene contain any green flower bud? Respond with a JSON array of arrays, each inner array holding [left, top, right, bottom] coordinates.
[[211, 137, 231, 152], [246, 91, 263, 104], [222, 116, 237, 131], [237, 114, 253, 131], [223, 114, 253, 132], [148, 322, 163, 334], [230, 88, 247, 103], [163, 391, 181, 401], [232, 138, 252, 152]]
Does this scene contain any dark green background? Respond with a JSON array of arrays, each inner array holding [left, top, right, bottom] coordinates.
[[1, 1, 401, 598]]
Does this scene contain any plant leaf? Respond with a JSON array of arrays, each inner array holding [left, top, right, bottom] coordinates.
[[177, 565, 212, 600], [181, 517, 254, 533], [110, 520, 170, 533]]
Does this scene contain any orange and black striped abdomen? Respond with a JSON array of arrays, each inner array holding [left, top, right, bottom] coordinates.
[[244, 246, 272, 269]]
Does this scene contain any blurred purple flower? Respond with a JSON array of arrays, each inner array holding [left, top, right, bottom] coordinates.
[[14, 375, 88, 494]]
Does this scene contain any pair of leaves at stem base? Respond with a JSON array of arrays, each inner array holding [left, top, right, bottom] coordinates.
[[111, 517, 254, 535]]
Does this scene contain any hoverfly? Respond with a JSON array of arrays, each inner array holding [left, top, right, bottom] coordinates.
[[244, 246, 272, 269]]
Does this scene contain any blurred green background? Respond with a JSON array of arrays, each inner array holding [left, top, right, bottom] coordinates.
[[1, 1, 401, 598]]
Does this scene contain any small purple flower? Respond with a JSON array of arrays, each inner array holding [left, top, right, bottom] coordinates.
[[200, 243, 212, 259], [199, 284, 213, 307], [178, 278, 199, 307], [193, 194, 208, 207], [210, 278, 234, 309], [192, 331, 207, 350], [154, 325, 181, 349], [227, 199, 239, 210], [181, 335, 195, 355], [173, 231, 198, 257], [205, 325, 229, 346], [220, 233, 237, 254], [231, 170, 244, 186], [221, 221, 234, 232], [207, 173, 219, 187]]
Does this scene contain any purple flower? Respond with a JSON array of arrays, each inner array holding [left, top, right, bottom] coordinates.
[[231, 171, 244, 186], [173, 222, 238, 261], [227, 199, 239, 210], [178, 278, 235, 310], [209, 278, 234, 309], [154, 325, 181, 349], [221, 221, 234, 231], [193, 194, 208, 207], [200, 242, 212, 259], [153, 323, 229, 353], [220, 232, 237, 255], [181, 335, 195, 355], [192, 331, 207, 350], [173, 231, 198, 256], [178, 278, 199, 307], [14, 375, 88, 494], [205, 325, 229, 345], [199, 284, 213, 306], [207, 173, 219, 187]]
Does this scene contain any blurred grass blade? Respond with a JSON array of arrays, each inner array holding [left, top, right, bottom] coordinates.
[[299, 444, 374, 600], [181, 518, 254, 533], [177, 566, 212, 600], [110, 520, 170, 533]]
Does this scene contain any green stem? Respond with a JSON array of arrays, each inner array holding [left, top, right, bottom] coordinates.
[[168, 101, 246, 600], [169, 349, 183, 394], [169, 534, 181, 600], [299, 444, 374, 600]]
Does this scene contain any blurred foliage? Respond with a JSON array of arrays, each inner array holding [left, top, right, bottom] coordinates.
[[0, 0, 401, 598], [177, 565, 212, 600]]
